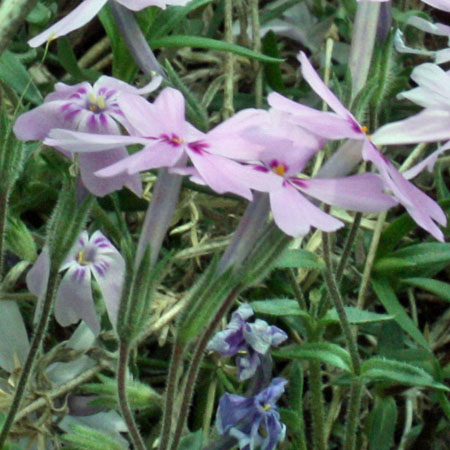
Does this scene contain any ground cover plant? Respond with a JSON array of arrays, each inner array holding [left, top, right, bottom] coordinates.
[[0, 0, 449, 448]]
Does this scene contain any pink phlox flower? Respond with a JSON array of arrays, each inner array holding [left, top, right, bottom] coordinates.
[[26, 231, 125, 335], [268, 52, 447, 241], [28, 0, 191, 48], [15, 75, 161, 196], [47, 88, 263, 201]]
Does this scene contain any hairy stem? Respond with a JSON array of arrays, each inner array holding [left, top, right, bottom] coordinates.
[[118, 342, 146, 450], [159, 341, 186, 450], [336, 212, 362, 283], [310, 360, 327, 450], [0, 270, 59, 446], [343, 378, 364, 450], [169, 287, 241, 450], [223, 0, 235, 119], [0, 189, 9, 280]]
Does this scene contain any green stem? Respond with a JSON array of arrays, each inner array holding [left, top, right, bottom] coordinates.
[[356, 211, 386, 309], [0, 270, 59, 446], [250, 0, 262, 108], [118, 341, 146, 450], [336, 212, 362, 283], [222, 0, 234, 119], [0, 188, 9, 280], [322, 232, 361, 375], [287, 268, 308, 311], [169, 287, 241, 450], [343, 378, 364, 450], [310, 360, 327, 450], [159, 341, 185, 450]]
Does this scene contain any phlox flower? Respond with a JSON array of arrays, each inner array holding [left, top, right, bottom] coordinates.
[[45, 87, 262, 201], [28, 0, 190, 48], [207, 304, 287, 381], [27, 231, 125, 335], [14, 75, 161, 196], [268, 52, 447, 241], [200, 108, 397, 237], [216, 377, 287, 450]]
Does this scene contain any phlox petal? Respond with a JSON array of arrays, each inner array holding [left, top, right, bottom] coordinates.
[[372, 109, 450, 145], [270, 183, 343, 237], [295, 174, 398, 213], [297, 51, 353, 118], [187, 149, 254, 200], [89, 231, 125, 329], [28, 0, 109, 47], [55, 266, 100, 335]]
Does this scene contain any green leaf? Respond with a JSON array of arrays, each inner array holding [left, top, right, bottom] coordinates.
[[57, 39, 99, 83], [372, 278, 430, 350], [61, 424, 126, 450], [276, 249, 325, 270], [273, 342, 353, 373], [85, 374, 160, 410], [321, 307, 394, 325], [402, 277, 450, 302], [377, 199, 450, 257], [0, 50, 42, 105], [375, 242, 450, 278], [178, 430, 203, 450], [250, 299, 311, 318], [367, 396, 397, 450], [262, 31, 285, 92], [361, 357, 449, 391], [150, 0, 214, 39], [26, 2, 52, 25], [149, 36, 284, 63]]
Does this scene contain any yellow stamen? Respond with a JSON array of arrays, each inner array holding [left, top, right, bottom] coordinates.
[[272, 164, 286, 177], [77, 250, 89, 265], [97, 95, 105, 110], [262, 404, 272, 411], [361, 125, 369, 134]]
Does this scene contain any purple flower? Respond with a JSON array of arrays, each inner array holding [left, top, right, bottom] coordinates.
[[14, 75, 161, 196], [28, 0, 191, 48], [216, 377, 287, 450], [45, 87, 260, 200], [27, 231, 125, 335], [268, 51, 447, 241], [207, 304, 287, 381], [225, 109, 398, 237]]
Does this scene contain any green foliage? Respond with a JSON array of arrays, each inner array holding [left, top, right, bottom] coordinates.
[[366, 396, 398, 450], [61, 424, 126, 450]]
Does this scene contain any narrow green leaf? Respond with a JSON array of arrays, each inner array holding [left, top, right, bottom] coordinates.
[[375, 242, 450, 278], [372, 278, 430, 350], [377, 199, 450, 257], [0, 50, 42, 105], [150, 0, 214, 39], [322, 307, 394, 325], [361, 357, 449, 391], [150, 36, 284, 63], [250, 299, 311, 318], [273, 342, 353, 373], [262, 31, 285, 92], [276, 249, 325, 270], [367, 396, 397, 450], [401, 277, 450, 303], [61, 424, 125, 450]]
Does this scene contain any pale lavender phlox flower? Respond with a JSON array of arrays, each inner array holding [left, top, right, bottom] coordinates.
[[269, 52, 447, 241], [28, 0, 190, 48], [46, 87, 260, 200], [214, 109, 397, 237], [207, 304, 287, 381], [216, 377, 287, 450], [15, 75, 161, 196], [27, 231, 125, 335], [421, 0, 450, 12]]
